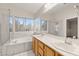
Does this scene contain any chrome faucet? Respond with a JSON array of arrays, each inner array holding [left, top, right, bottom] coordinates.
[[73, 36, 77, 39], [65, 38, 72, 45]]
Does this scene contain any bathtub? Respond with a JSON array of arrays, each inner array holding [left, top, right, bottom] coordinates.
[[4, 36, 32, 45], [0, 32, 33, 56]]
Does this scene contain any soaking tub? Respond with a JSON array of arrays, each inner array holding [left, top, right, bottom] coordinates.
[[0, 32, 33, 56]]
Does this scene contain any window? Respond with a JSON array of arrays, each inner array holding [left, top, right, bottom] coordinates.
[[34, 18, 47, 32], [15, 17, 33, 32], [9, 16, 47, 32], [25, 18, 33, 31], [9, 16, 13, 32], [15, 17, 25, 31]]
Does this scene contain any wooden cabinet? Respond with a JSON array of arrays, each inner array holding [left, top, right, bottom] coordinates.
[[32, 37, 63, 56], [38, 47, 44, 56], [38, 41, 44, 56], [38, 41, 44, 50], [32, 37, 38, 55], [32, 37, 35, 52], [44, 45, 54, 56]]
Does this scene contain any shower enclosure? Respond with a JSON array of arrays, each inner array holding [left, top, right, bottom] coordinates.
[[0, 8, 47, 56]]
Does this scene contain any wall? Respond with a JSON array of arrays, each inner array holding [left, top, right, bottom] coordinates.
[[0, 8, 9, 45], [47, 5, 79, 37]]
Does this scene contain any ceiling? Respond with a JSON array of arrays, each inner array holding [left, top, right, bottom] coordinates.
[[0, 3, 62, 16], [0, 3, 44, 14], [0, 3, 79, 18], [14, 3, 44, 14], [42, 3, 79, 16]]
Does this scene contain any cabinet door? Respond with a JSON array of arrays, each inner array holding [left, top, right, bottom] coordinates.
[[38, 41, 44, 50], [32, 37, 38, 56], [38, 47, 44, 56], [38, 41, 44, 56], [35, 39, 38, 55], [44, 45, 54, 56]]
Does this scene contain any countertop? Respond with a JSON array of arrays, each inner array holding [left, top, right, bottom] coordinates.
[[33, 34, 79, 56]]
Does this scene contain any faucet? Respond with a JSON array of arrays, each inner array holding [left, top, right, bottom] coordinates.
[[65, 38, 72, 45], [73, 36, 77, 39]]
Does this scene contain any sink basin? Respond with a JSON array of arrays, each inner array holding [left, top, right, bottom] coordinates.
[[53, 42, 79, 55], [54, 42, 74, 51], [38, 35, 51, 40]]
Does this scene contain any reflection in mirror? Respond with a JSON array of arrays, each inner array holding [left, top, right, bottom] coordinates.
[[66, 17, 78, 39]]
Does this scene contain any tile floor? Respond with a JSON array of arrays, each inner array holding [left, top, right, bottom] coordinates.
[[14, 50, 35, 56]]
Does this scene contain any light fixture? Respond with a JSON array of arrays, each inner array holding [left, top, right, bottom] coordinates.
[[43, 3, 58, 13], [73, 5, 79, 15]]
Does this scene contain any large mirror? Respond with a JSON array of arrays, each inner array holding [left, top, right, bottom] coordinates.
[[66, 17, 78, 39]]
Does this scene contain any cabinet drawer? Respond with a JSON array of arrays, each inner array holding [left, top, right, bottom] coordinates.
[[38, 41, 44, 49], [38, 47, 43, 56]]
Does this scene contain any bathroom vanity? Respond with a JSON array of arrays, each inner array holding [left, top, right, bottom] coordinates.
[[32, 37, 62, 56], [32, 34, 63, 56], [32, 34, 79, 56]]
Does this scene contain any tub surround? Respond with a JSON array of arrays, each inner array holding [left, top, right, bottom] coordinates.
[[0, 42, 32, 56], [4, 37, 32, 45], [0, 36, 32, 56], [32, 34, 79, 56]]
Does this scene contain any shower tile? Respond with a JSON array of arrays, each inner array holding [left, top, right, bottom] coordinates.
[[1, 46, 7, 56], [24, 42, 32, 51], [14, 50, 35, 56], [6, 45, 16, 56], [14, 43, 25, 54]]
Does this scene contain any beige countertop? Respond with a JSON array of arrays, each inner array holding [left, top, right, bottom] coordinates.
[[33, 34, 79, 56]]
